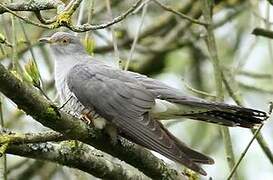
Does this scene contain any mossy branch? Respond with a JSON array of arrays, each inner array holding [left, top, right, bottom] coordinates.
[[7, 141, 151, 180], [0, 0, 62, 14]]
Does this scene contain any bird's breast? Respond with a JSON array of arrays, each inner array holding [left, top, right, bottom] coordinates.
[[56, 77, 107, 129], [56, 76, 85, 116]]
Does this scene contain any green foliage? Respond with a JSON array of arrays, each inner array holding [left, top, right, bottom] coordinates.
[[0, 33, 6, 44], [24, 60, 40, 88], [82, 37, 95, 56]]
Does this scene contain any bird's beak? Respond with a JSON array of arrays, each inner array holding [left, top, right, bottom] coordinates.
[[39, 37, 52, 44]]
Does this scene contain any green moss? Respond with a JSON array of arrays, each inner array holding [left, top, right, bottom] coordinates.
[[47, 106, 56, 115], [0, 143, 9, 156], [0, 135, 11, 144], [61, 140, 76, 147], [56, 12, 71, 26], [39, 106, 59, 120], [184, 169, 200, 180]]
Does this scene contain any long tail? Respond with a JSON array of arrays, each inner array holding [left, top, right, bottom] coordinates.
[[175, 100, 267, 128], [134, 75, 268, 128], [152, 98, 268, 128], [182, 101, 267, 128]]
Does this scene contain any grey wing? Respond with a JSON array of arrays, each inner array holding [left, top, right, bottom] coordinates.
[[66, 63, 210, 175]]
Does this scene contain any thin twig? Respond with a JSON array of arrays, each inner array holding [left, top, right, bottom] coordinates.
[[19, 21, 43, 84], [105, 0, 120, 67], [223, 71, 273, 174], [236, 70, 272, 79], [265, 3, 273, 84], [153, 0, 208, 26], [34, 11, 55, 24], [0, 3, 51, 29], [252, 28, 273, 39], [238, 82, 273, 94], [226, 102, 272, 179], [201, 0, 237, 179], [64, 0, 83, 17], [182, 79, 217, 98], [68, 0, 143, 32], [75, 0, 86, 36], [226, 124, 263, 180], [125, 2, 148, 70], [85, 0, 95, 39], [11, 11, 17, 71], [0, 96, 7, 180]]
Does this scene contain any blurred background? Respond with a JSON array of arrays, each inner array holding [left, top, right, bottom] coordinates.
[[0, 0, 273, 179]]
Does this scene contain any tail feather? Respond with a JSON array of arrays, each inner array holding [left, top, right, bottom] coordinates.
[[168, 99, 268, 128], [134, 74, 268, 128], [183, 102, 268, 128]]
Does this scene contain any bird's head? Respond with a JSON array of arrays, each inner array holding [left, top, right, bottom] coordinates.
[[39, 32, 85, 55]]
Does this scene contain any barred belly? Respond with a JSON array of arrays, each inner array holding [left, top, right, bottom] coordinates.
[[56, 78, 107, 129]]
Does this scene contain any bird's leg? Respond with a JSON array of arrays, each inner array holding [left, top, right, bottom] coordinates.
[[79, 111, 118, 144], [79, 109, 94, 126]]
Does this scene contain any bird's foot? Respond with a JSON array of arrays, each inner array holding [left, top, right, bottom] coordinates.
[[79, 109, 94, 126], [80, 115, 93, 125]]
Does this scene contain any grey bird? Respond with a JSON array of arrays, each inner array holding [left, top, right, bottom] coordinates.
[[39, 32, 267, 176]]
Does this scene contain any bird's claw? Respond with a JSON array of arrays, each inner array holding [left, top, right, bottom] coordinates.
[[79, 110, 94, 126]]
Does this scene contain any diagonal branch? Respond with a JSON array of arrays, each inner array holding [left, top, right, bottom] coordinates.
[[152, 0, 208, 25]]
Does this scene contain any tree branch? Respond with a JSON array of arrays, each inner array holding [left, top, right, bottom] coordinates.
[[67, 0, 143, 32], [0, 0, 144, 32], [252, 27, 273, 39], [0, 0, 63, 14], [0, 129, 66, 145], [7, 141, 151, 180]]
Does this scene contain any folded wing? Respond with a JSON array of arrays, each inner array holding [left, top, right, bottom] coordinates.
[[66, 62, 213, 175]]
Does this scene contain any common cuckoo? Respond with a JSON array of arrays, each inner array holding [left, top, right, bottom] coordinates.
[[39, 32, 267, 176]]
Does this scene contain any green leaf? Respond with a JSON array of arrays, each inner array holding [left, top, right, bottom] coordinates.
[[82, 37, 95, 56], [23, 71, 33, 84], [115, 30, 125, 39], [0, 33, 6, 43], [24, 59, 40, 87]]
